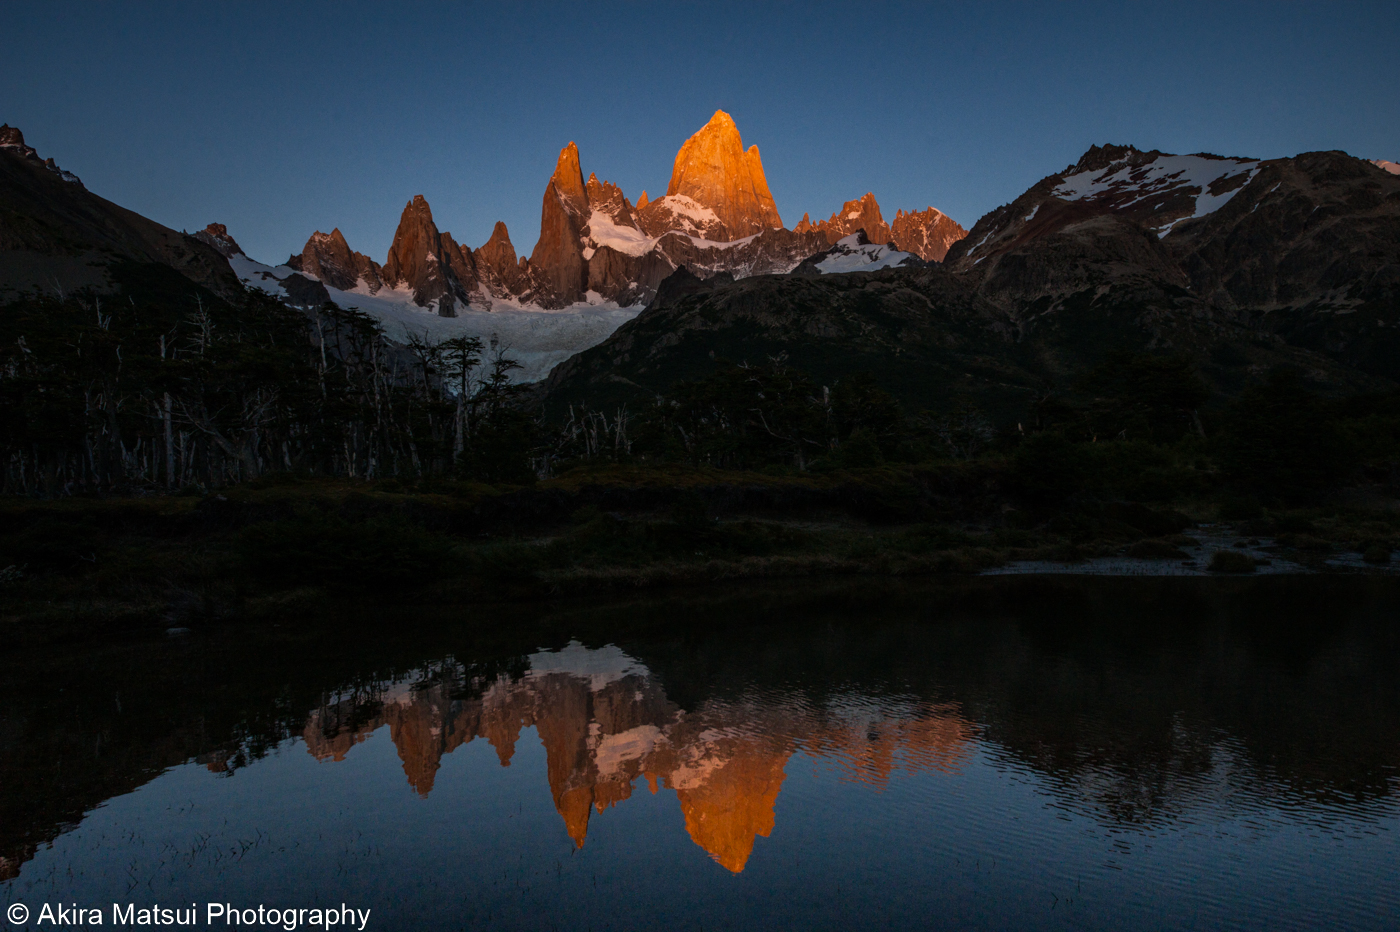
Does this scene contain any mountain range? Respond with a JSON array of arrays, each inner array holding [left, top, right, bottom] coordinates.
[[273, 110, 966, 316], [545, 141, 1400, 416], [3, 114, 1399, 419]]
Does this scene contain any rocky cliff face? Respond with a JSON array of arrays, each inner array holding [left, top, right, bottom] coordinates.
[[275, 112, 961, 313], [292, 228, 383, 293], [528, 142, 591, 305], [193, 222, 243, 258], [797, 192, 892, 245], [474, 221, 526, 295], [890, 207, 968, 262], [381, 194, 478, 315], [665, 110, 783, 240], [795, 195, 969, 261]]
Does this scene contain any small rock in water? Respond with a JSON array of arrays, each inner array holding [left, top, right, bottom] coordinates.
[[166, 626, 191, 636]]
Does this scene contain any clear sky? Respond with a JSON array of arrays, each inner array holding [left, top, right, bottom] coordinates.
[[4, 1, 1397, 264]]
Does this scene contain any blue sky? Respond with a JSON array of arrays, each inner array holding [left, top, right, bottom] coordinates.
[[4, 1, 1397, 263]]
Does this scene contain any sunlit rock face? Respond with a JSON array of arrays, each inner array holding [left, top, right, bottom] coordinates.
[[300, 642, 972, 872], [473, 220, 525, 295], [665, 110, 784, 241], [528, 142, 591, 305], [380, 194, 480, 316], [193, 223, 244, 259], [793, 195, 969, 262], [797, 192, 892, 246], [890, 206, 968, 262], [293, 228, 383, 294]]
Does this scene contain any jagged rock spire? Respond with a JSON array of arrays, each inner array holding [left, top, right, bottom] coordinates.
[[529, 142, 591, 303], [382, 195, 477, 315], [665, 110, 783, 239]]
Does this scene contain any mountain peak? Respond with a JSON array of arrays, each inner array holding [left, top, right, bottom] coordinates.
[[805, 193, 891, 246], [705, 109, 738, 131], [295, 227, 383, 294], [1, 123, 82, 185], [551, 142, 587, 216], [382, 194, 476, 314], [193, 222, 243, 258], [476, 220, 525, 294], [665, 110, 782, 239], [0, 124, 28, 152], [530, 142, 591, 302], [1070, 143, 1159, 175]]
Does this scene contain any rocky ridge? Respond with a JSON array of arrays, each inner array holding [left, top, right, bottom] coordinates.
[[0, 124, 82, 186], [0, 127, 238, 299], [544, 142, 1400, 415], [287, 228, 383, 294], [280, 111, 966, 313], [192, 222, 243, 258], [890, 207, 968, 262]]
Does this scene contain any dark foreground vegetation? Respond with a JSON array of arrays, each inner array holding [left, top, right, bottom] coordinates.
[[5, 272, 1400, 640]]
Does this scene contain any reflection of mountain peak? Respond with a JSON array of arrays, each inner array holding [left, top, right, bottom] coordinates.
[[301, 644, 971, 870]]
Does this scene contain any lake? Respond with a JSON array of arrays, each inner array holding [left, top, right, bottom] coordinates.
[[2, 576, 1398, 930]]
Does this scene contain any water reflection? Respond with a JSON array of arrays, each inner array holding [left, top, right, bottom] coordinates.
[[296, 642, 971, 871], [3, 577, 1399, 929]]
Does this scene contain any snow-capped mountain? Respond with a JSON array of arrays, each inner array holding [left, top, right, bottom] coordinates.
[[275, 110, 967, 320], [950, 144, 1265, 272]]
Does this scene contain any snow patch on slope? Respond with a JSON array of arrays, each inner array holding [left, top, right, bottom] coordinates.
[[1373, 159, 1400, 176], [815, 234, 918, 273], [585, 208, 655, 257], [229, 254, 639, 384], [1053, 153, 1261, 232]]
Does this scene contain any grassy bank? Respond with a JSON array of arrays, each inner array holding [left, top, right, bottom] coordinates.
[[4, 463, 1400, 645]]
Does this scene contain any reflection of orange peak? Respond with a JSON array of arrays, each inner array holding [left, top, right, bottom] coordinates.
[[676, 747, 790, 873], [301, 648, 973, 873], [556, 784, 595, 848]]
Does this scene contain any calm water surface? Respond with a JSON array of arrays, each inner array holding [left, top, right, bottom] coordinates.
[[2, 577, 1398, 930]]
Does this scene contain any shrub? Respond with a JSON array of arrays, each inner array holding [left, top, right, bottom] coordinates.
[[1363, 543, 1392, 565], [1010, 432, 1099, 503], [1208, 550, 1256, 573], [1216, 371, 1351, 502]]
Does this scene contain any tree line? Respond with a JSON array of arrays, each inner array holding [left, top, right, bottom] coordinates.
[[2, 281, 1393, 506], [0, 285, 530, 494]]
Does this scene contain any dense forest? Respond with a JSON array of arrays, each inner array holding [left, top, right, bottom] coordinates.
[[5, 268, 1400, 634], [3, 265, 1396, 508], [0, 265, 538, 493]]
